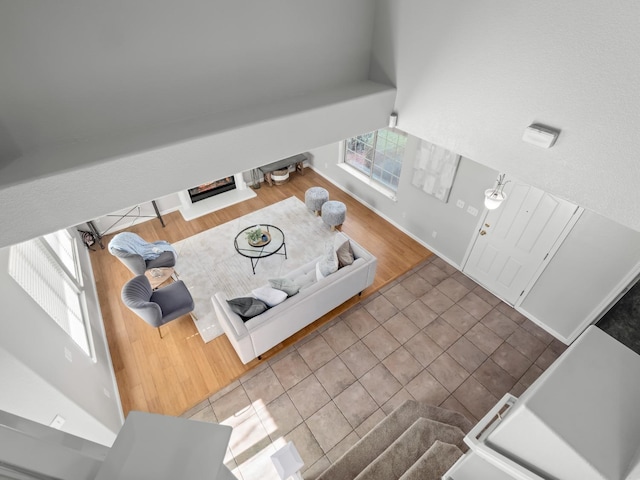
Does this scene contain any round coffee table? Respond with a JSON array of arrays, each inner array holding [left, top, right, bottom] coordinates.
[[234, 224, 287, 274]]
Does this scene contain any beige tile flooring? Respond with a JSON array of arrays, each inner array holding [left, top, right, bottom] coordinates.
[[181, 256, 567, 480]]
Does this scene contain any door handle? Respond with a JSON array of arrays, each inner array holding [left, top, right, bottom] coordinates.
[[480, 230, 487, 236]]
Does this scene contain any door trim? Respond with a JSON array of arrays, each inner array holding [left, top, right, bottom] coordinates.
[[461, 212, 490, 277], [461, 198, 582, 307]]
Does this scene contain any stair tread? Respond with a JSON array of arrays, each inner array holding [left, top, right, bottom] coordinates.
[[317, 400, 472, 480], [353, 418, 464, 480], [399, 440, 464, 480]]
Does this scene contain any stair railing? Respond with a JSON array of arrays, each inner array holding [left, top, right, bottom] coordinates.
[[461, 393, 548, 480]]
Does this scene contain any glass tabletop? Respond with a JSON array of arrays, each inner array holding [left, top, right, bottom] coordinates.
[[234, 224, 285, 259]]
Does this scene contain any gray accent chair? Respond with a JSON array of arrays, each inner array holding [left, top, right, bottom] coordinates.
[[108, 232, 177, 275], [121, 275, 194, 338]]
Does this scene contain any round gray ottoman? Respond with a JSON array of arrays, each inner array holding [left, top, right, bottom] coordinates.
[[305, 187, 329, 216], [321, 200, 346, 231]]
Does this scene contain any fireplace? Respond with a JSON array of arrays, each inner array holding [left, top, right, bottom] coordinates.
[[188, 177, 236, 203], [179, 172, 256, 221]]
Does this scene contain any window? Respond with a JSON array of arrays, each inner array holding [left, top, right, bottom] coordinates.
[[343, 128, 407, 192], [9, 229, 93, 357]]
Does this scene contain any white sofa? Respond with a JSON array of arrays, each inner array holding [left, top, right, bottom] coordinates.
[[211, 232, 377, 364]]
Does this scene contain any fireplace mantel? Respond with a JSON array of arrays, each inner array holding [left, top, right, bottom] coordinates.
[[178, 173, 256, 221]]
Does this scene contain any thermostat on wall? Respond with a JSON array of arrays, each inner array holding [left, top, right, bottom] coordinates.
[[522, 123, 560, 148]]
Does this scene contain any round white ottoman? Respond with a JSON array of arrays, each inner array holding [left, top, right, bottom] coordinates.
[[321, 200, 346, 231], [305, 187, 329, 216]]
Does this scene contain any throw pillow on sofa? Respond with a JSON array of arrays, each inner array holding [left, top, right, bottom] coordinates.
[[316, 242, 339, 280], [227, 297, 269, 321], [268, 277, 301, 297], [251, 286, 288, 307], [293, 270, 316, 290], [336, 240, 355, 268]]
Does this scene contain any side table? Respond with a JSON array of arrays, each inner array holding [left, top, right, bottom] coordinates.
[[145, 267, 175, 289]]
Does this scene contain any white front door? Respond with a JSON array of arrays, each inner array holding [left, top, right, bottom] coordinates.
[[463, 178, 578, 305]]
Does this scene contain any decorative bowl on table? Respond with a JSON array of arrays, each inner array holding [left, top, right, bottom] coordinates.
[[246, 229, 271, 247]]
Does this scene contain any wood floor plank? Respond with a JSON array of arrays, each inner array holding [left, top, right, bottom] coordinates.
[[90, 169, 432, 416]]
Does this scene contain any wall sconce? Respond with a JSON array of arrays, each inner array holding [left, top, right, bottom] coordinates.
[[388, 113, 398, 128], [484, 174, 509, 210], [522, 123, 560, 148]]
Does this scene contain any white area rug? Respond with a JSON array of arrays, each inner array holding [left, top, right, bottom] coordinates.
[[173, 196, 337, 342]]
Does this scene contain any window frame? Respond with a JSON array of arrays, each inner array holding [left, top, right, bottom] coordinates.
[[341, 127, 407, 198], [9, 229, 95, 359]]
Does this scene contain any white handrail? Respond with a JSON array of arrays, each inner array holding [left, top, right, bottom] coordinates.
[[463, 393, 548, 480]]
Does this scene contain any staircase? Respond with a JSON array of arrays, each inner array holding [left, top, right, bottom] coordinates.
[[317, 400, 473, 480]]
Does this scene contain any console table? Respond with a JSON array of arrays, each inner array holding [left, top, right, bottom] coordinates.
[[259, 153, 307, 186]]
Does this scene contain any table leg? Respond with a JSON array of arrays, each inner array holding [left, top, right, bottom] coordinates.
[[87, 221, 105, 249], [152, 200, 166, 227]]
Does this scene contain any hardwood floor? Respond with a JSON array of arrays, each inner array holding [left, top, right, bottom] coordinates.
[[90, 169, 432, 417]]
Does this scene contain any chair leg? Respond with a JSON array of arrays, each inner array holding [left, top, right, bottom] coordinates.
[[158, 326, 163, 339]]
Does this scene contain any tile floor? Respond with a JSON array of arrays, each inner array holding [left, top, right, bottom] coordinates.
[[181, 256, 567, 480]]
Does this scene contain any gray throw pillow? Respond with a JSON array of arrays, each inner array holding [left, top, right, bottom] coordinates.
[[227, 297, 268, 321], [336, 240, 355, 268], [317, 242, 339, 278], [268, 277, 301, 297], [293, 271, 316, 290]]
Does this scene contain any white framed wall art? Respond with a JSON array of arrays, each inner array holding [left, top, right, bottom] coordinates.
[[411, 140, 461, 202]]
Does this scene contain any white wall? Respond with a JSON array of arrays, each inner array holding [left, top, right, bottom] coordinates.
[[0, 0, 375, 153], [0, 411, 107, 480], [0, 81, 395, 246], [370, 0, 640, 233], [0, 81, 395, 248], [0, 230, 123, 446], [309, 138, 497, 266], [519, 210, 640, 342], [0, 349, 116, 447], [487, 327, 640, 479]]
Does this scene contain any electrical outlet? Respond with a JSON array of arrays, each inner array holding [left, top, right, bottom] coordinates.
[[456, 199, 465, 209], [467, 206, 479, 217], [402, 212, 407, 219], [64, 347, 72, 362], [103, 388, 111, 398], [432, 231, 438, 239], [324, 162, 328, 169]]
